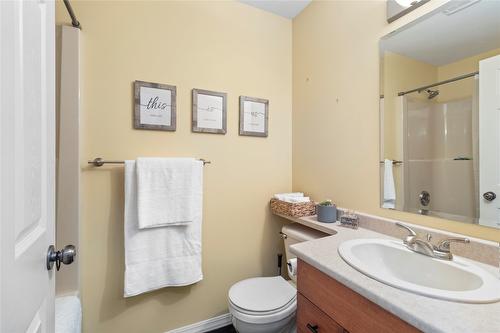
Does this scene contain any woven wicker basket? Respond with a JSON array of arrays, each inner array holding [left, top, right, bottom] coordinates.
[[270, 198, 316, 217]]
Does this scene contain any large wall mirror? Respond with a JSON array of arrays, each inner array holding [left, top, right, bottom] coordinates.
[[379, 0, 500, 229]]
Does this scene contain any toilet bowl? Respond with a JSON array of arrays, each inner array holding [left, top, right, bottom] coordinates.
[[229, 276, 296, 333], [228, 224, 327, 333]]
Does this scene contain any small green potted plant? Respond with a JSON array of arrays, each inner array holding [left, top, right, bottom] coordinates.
[[317, 199, 337, 223]]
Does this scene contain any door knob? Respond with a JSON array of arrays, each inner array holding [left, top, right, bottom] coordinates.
[[419, 190, 430, 206], [483, 191, 496, 202], [46, 245, 76, 271]]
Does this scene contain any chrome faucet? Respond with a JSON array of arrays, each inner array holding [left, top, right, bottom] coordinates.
[[395, 222, 470, 260]]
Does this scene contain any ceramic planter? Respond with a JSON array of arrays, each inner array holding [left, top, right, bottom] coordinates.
[[317, 204, 337, 223]]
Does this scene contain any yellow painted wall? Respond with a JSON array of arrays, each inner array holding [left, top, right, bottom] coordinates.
[[437, 48, 500, 102], [56, 1, 292, 332], [383, 51, 437, 159], [292, 0, 500, 242], [381, 48, 500, 104]]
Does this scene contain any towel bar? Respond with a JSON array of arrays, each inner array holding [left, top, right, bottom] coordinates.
[[88, 157, 211, 167], [379, 160, 403, 165]]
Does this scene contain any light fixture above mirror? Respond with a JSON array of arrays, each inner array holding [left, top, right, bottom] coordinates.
[[387, 0, 429, 23]]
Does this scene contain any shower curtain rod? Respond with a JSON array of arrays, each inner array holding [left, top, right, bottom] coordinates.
[[63, 0, 81, 29], [398, 71, 478, 97]]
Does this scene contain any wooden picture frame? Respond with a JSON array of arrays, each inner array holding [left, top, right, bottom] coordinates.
[[192, 88, 227, 134], [239, 96, 269, 137], [134, 80, 176, 131]]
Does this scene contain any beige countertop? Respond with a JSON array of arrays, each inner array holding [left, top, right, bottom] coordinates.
[[288, 219, 500, 333]]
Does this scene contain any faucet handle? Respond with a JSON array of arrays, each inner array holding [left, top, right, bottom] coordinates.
[[395, 222, 417, 236], [437, 237, 470, 252], [395, 223, 418, 245]]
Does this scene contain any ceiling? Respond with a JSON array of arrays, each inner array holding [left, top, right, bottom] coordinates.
[[240, 0, 311, 19], [381, 0, 500, 66]]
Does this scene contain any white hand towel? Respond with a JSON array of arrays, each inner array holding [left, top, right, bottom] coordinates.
[[136, 157, 198, 229], [274, 192, 304, 200], [382, 159, 396, 209], [283, 196, 310, 203], [124, 160, 203, 297]]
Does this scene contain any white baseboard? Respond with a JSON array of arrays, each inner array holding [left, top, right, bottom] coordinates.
[[166, 313, 232, 333]]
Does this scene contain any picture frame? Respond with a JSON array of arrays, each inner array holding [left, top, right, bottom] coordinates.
[[239, 96, 269, 137], [192, 88, 227, 134], [134, 80, 176, 131]]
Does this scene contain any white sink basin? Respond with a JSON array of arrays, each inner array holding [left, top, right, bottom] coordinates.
[[338, 238, 500, 303]]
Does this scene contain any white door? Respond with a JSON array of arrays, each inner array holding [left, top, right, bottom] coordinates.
[[0, 0, 56, 332], [479, 55, 500, 228]]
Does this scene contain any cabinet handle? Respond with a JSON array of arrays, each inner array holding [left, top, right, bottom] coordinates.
[[306, 323, 319, 332]]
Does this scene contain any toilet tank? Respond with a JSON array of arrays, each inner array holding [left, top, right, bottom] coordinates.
[[282, 223, 328, 279]]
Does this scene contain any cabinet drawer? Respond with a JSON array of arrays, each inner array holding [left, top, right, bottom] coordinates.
[[297, 259, 421, 333], [297, 293, 344, 333]]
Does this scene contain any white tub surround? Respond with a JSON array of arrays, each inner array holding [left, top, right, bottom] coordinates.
[[55, 296, 82, 333], [56, 24, 81, 296]]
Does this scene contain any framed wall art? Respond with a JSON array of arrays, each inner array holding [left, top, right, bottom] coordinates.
[[192, 88, 227, 134], [239, 96, 268, 137], [134, 80, 176, 131]]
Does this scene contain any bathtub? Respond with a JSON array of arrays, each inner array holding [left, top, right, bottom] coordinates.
[[55, 295, 82, 333]]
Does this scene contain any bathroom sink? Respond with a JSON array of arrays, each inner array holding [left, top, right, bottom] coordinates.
[[338, 238, 500, 303]]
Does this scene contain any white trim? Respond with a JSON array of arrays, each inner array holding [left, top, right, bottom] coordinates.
[[56, 24, 81, 295], [166, 313, 232, 333]]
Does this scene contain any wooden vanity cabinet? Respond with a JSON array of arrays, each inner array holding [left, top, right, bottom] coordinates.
[[296, 259, 421, 333], [297, 294, 345, 333]]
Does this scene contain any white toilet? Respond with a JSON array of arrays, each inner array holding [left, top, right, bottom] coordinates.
[[228, 223, 327, 333]]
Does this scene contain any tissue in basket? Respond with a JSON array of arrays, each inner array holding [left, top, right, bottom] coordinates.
[[270, 198, 316, 217]]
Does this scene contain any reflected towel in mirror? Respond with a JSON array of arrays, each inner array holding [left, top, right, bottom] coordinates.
[[383, 159, 396, 209]]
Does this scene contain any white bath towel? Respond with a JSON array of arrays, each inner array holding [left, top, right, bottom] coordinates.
[[136, 157, 199, 229], [382, 159, 396, 209], [124, 160, 203, 297]]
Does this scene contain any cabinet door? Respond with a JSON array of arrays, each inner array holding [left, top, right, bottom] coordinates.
[[297, 294, 344, 333], [298, 260, 420, 333]]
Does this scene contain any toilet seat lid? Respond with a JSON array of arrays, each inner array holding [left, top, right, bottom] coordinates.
[[228, 276, 296, 313]]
